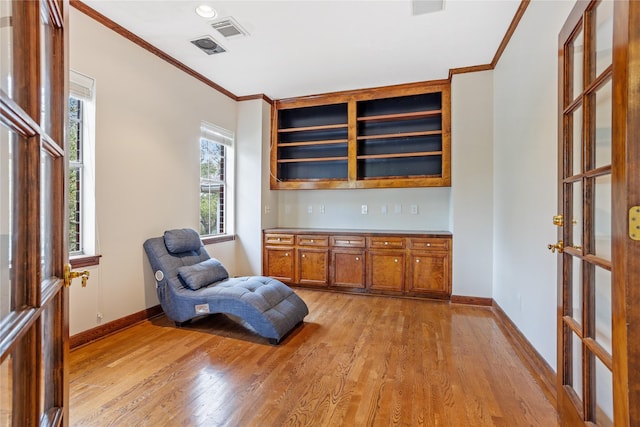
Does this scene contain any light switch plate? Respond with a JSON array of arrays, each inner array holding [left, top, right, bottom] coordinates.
[[361, 204, 368, 214], [411, 205, 419, 214]]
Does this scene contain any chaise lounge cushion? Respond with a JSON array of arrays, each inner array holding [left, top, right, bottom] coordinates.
[[164, 228, 202, 253], [177, 258, 229, 290]]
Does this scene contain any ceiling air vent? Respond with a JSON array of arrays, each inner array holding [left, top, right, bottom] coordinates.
[[190, 36, 226, 55], [412, 0, 445, 15], [211, 17, 249, 39]]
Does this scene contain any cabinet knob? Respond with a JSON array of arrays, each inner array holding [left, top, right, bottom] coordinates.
[[355, 257, 360, 261], [285, 253, 289, 257], [385, 241, 389, 245], [277, 237, 281, 242], [310, 239, 314, 243], [426, 243, 431, 247], [302, 254, 306, 258], [416, 259, 421, 263], [394, 259, 398, 263]]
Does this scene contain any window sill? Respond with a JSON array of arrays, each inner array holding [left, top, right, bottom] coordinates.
[[201, 234, 235, 245], [70, 254, 102, 269]]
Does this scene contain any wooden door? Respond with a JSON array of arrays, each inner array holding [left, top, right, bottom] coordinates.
[[0, 1, 70, 425], [368, 251, 405, 292], [556, 0, 639, 424], [332, 249, 365, 288]]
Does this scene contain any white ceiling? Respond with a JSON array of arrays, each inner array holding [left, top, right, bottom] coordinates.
[[81, 0, 521, 100]]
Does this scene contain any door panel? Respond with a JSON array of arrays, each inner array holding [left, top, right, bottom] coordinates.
[[0, 0, 69, 425], [557, 0, 638, 425]]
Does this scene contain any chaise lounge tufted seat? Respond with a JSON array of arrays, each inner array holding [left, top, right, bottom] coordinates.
[[143, 228, 309, 344]]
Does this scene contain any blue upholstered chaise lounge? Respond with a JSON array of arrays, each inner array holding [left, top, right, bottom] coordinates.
[[143, 228, 309, 344]]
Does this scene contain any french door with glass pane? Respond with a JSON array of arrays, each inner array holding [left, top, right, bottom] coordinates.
[[556, 0, 639, 425], [0, 0, 70, 425]]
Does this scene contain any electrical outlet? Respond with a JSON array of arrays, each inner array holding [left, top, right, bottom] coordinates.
[[307, 205, 313, 214], [97, 312, 103, 322], [320, 204, 325, 214], [264, 205, 271, 214], [410, 204, 419, 214], [394, 204, 402, 214], [361, 204, 368, 215], [381, 205, 388, 214]]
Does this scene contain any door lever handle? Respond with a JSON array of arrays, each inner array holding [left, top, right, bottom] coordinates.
[[547, 240, 564, 253], [64, 263, 90, 287]]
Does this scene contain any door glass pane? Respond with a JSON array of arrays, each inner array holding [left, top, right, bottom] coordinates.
[[40, 4, 54, 137], [0, 0, 13, 98], [594, 174, 611, 260], [571, 181, 583, 249], [572, 332, 583, 400], [594, 266, 612, 355], [571, 28, 584, 102], [40, 299, 56, 418], [0, 125, 14, 323], [594, 356, 613, 427], [0, 353, 12, 424], [594, 0, 613, 77], [41, 150, 53, 279], [571, 257, 582, 325], [572, 106, 583, 176], [594, 80, 612, 169]]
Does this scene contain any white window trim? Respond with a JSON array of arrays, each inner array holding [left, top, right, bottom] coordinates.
[[69, 70, 96, 256], [200, 121, 235, 238]]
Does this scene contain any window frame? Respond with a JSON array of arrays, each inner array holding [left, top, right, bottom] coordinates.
[[199, 121, 235, 243]]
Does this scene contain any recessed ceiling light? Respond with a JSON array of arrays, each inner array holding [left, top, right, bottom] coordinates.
[[195, 5, 217, 19]]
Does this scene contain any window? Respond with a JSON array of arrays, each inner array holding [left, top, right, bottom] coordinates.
[[200, 122, 234, 238], [68, 70, 96, 257]]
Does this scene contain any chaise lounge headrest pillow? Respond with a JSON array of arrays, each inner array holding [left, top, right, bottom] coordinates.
[[177, 258, 229, 290], [164, 228, 202, 254]]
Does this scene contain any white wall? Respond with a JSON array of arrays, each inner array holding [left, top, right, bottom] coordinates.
[[69, 9, 237, 335], [451, 70, 494, 298], [277, 188, 452, 231], [492, 0, 576, 370], [234, 99, 276, 276]]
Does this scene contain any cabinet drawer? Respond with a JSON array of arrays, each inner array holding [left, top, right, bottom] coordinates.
[[409, 238, 450, 251], [368, 236, 405, 249], [331, 236, 366, 248], [264, 233, 294, 245], [297, 235, 329, 247]]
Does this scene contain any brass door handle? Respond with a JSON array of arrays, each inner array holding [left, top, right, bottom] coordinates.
[[64, 263, 90, 287], [547, 240, 564, 253]]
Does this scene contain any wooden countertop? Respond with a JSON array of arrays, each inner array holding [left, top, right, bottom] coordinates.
[[263, 228, 452, 238]]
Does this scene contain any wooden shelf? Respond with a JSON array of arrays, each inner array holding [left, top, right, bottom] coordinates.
[[357, 110, 442, 123], [278, 139, 348, 147], [278, 123, 348, 133], [356, 130, 442, 140], [357, 151, 442, 160], [278, 156, 349, 163], [271, 81, 451, 189]]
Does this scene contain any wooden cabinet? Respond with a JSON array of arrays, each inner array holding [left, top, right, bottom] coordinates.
[[296, 234, 329, 287], [263, 233, 295, 283], [263, 229, 452, 299], [406, 238, 451, 297], [271, 81, 450, 190]]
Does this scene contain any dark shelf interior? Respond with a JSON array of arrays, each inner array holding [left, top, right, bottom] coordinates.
[[279, 103, 348, 129], [358, 135, 442, 156], [279, 144, 348, 160], [279, 160, 348, 180], [357, 116, 441, 137], [278, 127, 347, 144], [357, 156, 442, 179], [357, 92, 442, 117]]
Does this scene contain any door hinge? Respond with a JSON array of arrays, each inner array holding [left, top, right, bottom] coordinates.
[[630, 206, 640, 240]]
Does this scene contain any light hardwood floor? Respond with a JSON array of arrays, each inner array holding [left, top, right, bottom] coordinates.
[[69, 289, 558, 426]]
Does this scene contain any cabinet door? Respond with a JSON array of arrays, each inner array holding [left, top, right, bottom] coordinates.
[[407, 252, 451, 296], [368, 251, 405, 292], [264, 246, 294, 283], [332, 249, 365, 288], [297, 248, 329, 287]]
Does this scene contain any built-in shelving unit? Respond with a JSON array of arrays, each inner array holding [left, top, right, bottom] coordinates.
[[271, 81, 450, 190]]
